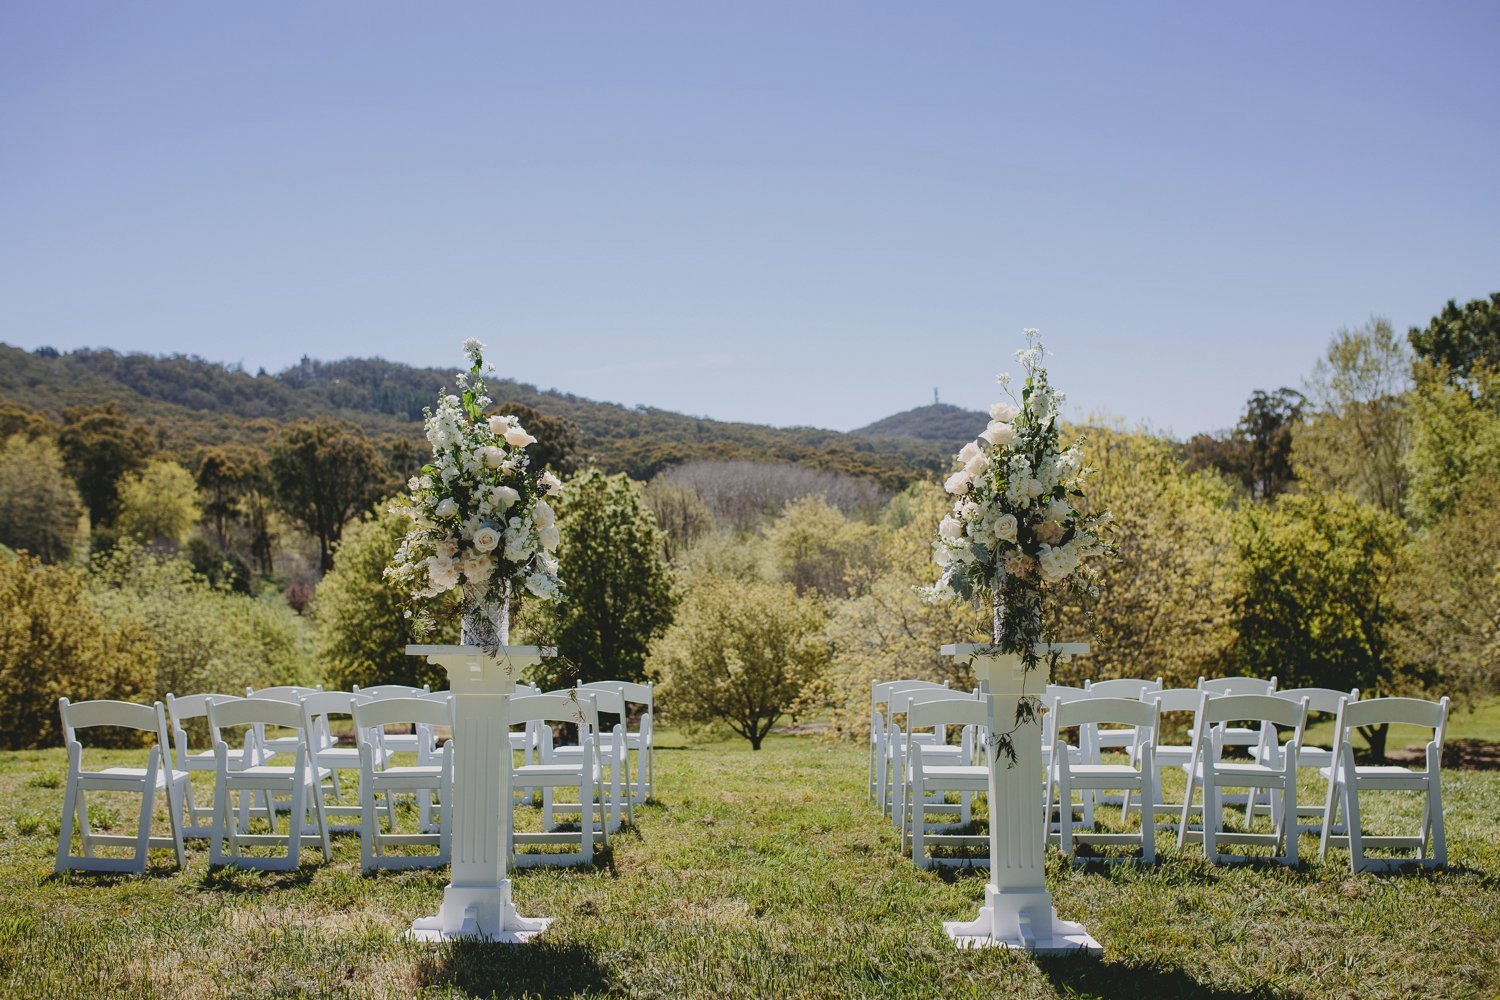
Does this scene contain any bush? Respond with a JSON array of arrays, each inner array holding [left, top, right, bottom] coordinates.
[[89, 542, 312, 699], [0, 553, 157, 749]]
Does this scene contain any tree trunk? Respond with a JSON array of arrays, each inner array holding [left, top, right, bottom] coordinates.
[[1358, 722, 1389, 763], [749, 734, 763, 751]]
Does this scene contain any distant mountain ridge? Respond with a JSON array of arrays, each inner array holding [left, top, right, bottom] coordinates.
[[852, 402, 987, 444], [0, 343, 951, 485]]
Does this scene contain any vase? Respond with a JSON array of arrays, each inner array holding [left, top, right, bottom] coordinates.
[[460, 583, 511, 650]]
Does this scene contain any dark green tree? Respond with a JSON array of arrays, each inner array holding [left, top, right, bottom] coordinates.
[[196, 450, 246, 547], [1409, 292, 1500, 385], [538, 469, 675, 688], [268, 420, 388, 572], [57, 403, 153, 526], [493, 403, 580, 476], [1235, 388, 1304, 499]]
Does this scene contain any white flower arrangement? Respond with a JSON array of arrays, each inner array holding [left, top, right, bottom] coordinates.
[[923, 329, 1111, 650], [385, 339, 563, 629]]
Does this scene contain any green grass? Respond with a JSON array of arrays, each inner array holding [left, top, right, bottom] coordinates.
[[1, 732, 1496, 999]]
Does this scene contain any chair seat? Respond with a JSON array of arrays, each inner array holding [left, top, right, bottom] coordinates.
[[1319, 764, 1430, 787], [1056, 763, 1140, 780], [1154, 744, 1193, 763], [919, 765, 988, 782], [80, 766, 188, 790], [515, 763, 600, 783], [1184, 761, 1285, 784], [184, 747, 260, 768], [316, 747, 389, 766], [369, 765, 444, 787], [230, 764, 332, 782]]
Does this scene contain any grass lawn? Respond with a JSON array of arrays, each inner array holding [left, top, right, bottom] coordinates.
[[1, 727, 1497, 999]]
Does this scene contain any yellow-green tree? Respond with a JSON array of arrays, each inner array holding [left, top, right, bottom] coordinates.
[[765, 494, 880, 598], [116, 460, 202, 546], [0, 434, 85, 563], [650, 574, 829, 749]]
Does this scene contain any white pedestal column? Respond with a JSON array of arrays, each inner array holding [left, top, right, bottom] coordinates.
[[404, 644, 555, 943], [939, 642, 1101, 955]]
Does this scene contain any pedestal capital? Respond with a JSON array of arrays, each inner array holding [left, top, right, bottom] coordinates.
[[940, 642, 1089, 694], [406, 644, 555, 694]]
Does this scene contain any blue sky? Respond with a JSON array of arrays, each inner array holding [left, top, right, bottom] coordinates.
[[2, 2, 1496, 436]]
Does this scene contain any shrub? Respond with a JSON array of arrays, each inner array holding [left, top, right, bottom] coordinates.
[[0, 553, 157, 749]]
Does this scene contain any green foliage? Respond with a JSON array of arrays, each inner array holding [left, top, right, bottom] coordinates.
[[1408, 291, 1500, 384], [850, 402, 986, 443], [492, 402, 579, 476], [1404, 362, 1500, 527], [0, 434, 84, 564], [1078, 428, 1241, 688], [642, 477, 713, 562], [0, 553, 156, 749], [115, 460, 202, 546], [650, 575, 829, 749], [537, 470, 675, 688], [0, 402, 51, 441], [1293, 319, 1411, 516], [1233, 491, 1412, 755], [57, 402, 153, 527], [88, 542, 312, 699], [313, 502, 452, 691], [267, 419, 388, 571], [765, 495, 879, 597]]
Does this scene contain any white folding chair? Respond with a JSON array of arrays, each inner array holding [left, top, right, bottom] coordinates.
[[1044, 697, 1158, 863], [1198, 676, 1276, 752], [889, 687, 976, 836], [206, 697, 331, 870], [245, 685, 323, 758], [351, 683, 431, 755], [1141, 688, 1205, 829], [578, 680, 654, 805], [904, 697, 989, 868], [166, 692, 273, 838], [1083, 677, 1162, 754], [55, 698, 188, 874], [875, 679, 950, 814], [1320, 696, 1449, 873], [1248, 687, 1358, 835], [1179, 693, 1306, 866], [301, 691, 388, 831], [353, 696, 453, 871], [548, 688, 633, 833], [869, 679, 948, 803], [509, 693, 609, 867], [1041, 685, 1093, 830]]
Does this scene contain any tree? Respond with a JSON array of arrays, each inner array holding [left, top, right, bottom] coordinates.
[[0, 434, 85, 563], [57, 403, 153, 526], [314, 503, 453, 690], [493, 403, 579, 476], [538, 470, 675, 688], [765, 494, 879, 597], [1233, 491, 1411, 760], [642, 477, 713, 562], [650, 574, 829, 749], [1294, 319, 1411, 517], [1236, 388, 1304, 499], [116, 460, 202, 546], [268, 420, 387, 572], [1409, 292, 1500, 385], [0, 402, 51, 441], [196, 450, 246, 547], [1404, 362, 1500, 527], [0, 553, 157, 749]]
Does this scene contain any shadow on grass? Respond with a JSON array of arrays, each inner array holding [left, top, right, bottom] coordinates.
[[1038, 953, 1275, 1000], [415, 939, 613, 998]]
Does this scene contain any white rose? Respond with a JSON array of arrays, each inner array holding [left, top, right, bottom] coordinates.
[[958, 441, 982, 464], [427, 557, 459, 591], [504, 424, 537, 448], [994, 513, 1017, 542], [434, 498, 458, 520], [989, 401, 1020, 422], [532, 499, 555, 528], [488, 414, 509, 437], [472, 525, 501, 553], [981, 420, 1018, 447], [939, 515, 963, 540], [524, 572, 556, 600], [964, 452, 989, 479], [538, 524, 560, 552], [436, 540, 458, 562], [934, 544, 954, 568], [492, 485, 520, 509], [460, 550, 494, 582], [538, 551, 559, 576], [505, 533, 537, 562], [481, 445, 505, 469], [1046, 498, 1071, 522], [539, 471, 563, 496], [944, 470, 970, 495]]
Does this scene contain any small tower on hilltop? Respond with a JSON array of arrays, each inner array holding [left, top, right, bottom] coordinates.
[[933, 387, 939, 406]]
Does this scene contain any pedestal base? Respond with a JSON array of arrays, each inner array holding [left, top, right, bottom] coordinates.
[[405, 880, 553, 944], [942, 886, 1102, 956]]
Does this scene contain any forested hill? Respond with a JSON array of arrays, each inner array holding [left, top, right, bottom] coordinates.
[[851, 402, 987, 444], [0, 343, 947, 485]]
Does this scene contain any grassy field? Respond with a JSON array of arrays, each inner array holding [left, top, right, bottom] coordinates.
[[2, 727, 1497, 999]]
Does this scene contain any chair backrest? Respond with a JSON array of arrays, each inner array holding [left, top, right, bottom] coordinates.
[[1053, 696, 1158, 733], [508, 693, 599, 730], [353, 696, 453, 732], [1198, 676, 1277, 697], [1044, 684, 1089, 704], [352, 683, 430, 699], [513, 683, 542, 696], [59, 698, 170, 755], [166, 692, 242, 724], [889, 687, 975, 721], [1338, 696, 1448, 741], [1086, 677, 1163, 699], [1275, 687, 1357, 716], [874, 679, 948, 708], [1150, 688, 1203, 714], [300, 691, 365, 717], [572, 687, 628, 721], [1198, 693, 1306, 731], [246, 685, 321, 703], [207, 696, 308, 737], [908, 696, 989, 732]]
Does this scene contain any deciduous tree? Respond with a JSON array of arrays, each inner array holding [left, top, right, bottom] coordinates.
[[268, 420, 387, 572]]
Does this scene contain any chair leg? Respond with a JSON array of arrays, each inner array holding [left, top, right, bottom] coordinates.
[[209, 777, 229, 866], [580, 776, 594, 865], [1281, 783, 1297, 867], [360, 772, 377, 871], [1058, 767, 1074, 857], [1140, 777, 1156, 863], [55, 773, 78, 873], [75, 788, 94, 858], [167, 774, 188, 868], [911, 772, 926, 868], [1203, 777, 1219, 863], [287, 779, 304, 868], [1178, 754, 1198, 850], [133, 760, 156, 874]]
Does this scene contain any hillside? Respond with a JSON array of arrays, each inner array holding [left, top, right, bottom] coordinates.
[[0, 344, 949, 485], [851, 402, 986, 444]]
